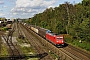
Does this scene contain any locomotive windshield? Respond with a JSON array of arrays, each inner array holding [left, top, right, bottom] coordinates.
[[57, 37, 63, 40]]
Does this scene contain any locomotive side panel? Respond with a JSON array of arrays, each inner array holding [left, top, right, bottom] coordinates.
[[46, 33, 57, 45]]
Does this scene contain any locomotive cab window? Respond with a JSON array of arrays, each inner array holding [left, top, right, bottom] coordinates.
[[57, 37, 63, 40]]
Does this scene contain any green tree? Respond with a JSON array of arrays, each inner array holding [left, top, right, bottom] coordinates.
[[79, 18, 90, 41]]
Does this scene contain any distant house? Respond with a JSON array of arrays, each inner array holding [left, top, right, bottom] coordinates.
[[7, 21, 12, 24], [18, 19, 22, 22], [0, 20, 4, 23], [0, 21, 1, 24], [0, 20, 4, 27]]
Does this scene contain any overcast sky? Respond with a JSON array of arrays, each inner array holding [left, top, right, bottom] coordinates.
[[0, 0, 82, 19]]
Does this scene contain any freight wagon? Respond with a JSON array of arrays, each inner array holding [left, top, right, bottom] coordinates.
[[26, 24, 64, 47]]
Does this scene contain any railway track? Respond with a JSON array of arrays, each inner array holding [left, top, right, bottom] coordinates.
[[19, 23, 55, 60], [22, 23, 90, 60], [0, 32, 3, 58], [17, 23, 25, 39], [1, 23, 24, 60], [68, 44, 90, 59], [2, 35, 22, 59], [61, 44, 90, 60], [21, 23, 75, 60]]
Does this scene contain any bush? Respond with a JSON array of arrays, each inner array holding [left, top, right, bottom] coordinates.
[[1, 27, 8, 31]]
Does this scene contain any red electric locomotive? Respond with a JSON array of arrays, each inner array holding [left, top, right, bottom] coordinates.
[[46, 30, 64, 47], [38, 27, 64, 47]]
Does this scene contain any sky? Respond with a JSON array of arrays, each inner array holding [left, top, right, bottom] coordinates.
[[0, 0, 82, 19]]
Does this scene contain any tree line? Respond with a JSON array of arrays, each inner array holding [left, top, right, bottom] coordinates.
[[25, 0, 90, 42]]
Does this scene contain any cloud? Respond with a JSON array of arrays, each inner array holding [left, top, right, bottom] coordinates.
[[0, 9, 3, 11], [11, 0, 57, 18], [0, 13, 4, 16], [8, 0, 16, 5], [13, 13, 18, 15], [15, 0, 55, 8], [0, 0, 4, 4], [9, 0, 15, 2], [2, 6, 8, 8]]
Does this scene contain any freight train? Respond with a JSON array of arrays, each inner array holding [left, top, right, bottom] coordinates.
[[24, 23, 64, 47]]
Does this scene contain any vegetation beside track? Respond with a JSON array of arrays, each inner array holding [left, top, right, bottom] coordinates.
[[17, 38, 35, 53], [63, 34, 90, 52], [0, 34, 8, 57], [16, 38, 38, 60], [0, 44, 8, 56]]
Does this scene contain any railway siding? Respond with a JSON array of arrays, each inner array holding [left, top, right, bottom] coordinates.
[[22, 23, 75, 60], [20, 23, 55, 60]]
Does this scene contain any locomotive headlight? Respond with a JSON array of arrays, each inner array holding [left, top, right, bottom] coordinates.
[[57, 41, 58, 42], [62, 41, 63, 42]]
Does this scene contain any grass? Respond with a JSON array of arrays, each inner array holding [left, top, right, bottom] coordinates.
[[63, 34, 90, 52], [0, 36, 8, 57], [1, 27, 8, 31], [49, 51, 59, 59], [0, 44, 8, 56], [16, 38, 38, 59], [17, 38, 35, 53]]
